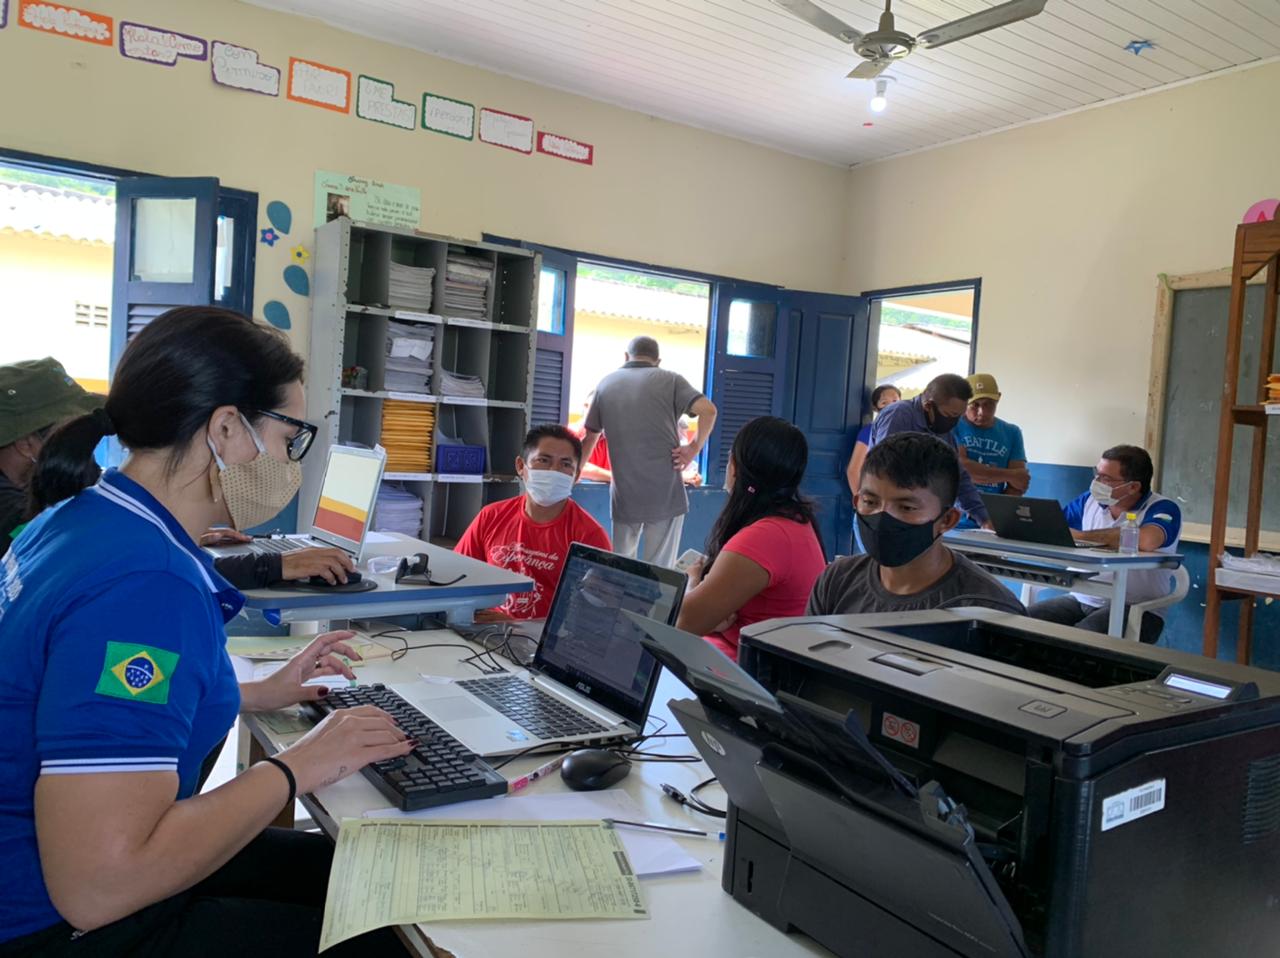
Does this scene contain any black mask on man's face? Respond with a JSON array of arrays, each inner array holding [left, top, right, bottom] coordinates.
[[925, 400, 961, 435], [856, 509, 943, 568]]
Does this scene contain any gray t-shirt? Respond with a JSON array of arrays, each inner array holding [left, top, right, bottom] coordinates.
[[806, 551, 1024, 616], [585, 362, 702, 523]]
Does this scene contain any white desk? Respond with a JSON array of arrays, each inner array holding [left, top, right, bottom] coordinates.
[[238, 533, 531, 626], [241, 629, 831, 958], [943, 529, 1183, 637]]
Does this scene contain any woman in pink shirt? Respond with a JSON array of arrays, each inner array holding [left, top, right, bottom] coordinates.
[[675, 416, 827, 660]]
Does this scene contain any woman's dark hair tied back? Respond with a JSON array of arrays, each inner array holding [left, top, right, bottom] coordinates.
[[704, 416, 824, 572], [28, 306, 305, 514]]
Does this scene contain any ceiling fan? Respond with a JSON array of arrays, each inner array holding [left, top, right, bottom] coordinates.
[[773, 0, 1048, 79]]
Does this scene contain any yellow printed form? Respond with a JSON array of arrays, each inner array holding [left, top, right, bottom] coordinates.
[[320, 819, 648, 950]]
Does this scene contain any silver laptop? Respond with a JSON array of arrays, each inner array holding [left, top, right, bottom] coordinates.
[[207, 444, 386, 564], [395, 543, 687, 757]]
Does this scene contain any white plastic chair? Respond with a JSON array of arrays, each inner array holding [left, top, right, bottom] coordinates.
[[1123, 565, 1190, 643]]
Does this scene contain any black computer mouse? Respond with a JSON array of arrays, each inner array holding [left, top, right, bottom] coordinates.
[[560, 748, 632, 791], [306, 570, 363, 587]]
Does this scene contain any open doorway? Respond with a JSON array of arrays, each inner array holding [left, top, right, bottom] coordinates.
[[867, 282, 978, 399], [0, 163, 116, 393]]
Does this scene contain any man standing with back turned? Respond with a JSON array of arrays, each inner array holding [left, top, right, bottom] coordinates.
[[581, 336, 717, 568]]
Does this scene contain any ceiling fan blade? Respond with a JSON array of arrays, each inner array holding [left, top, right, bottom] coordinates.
[[916, 0, 1046, 49], [772, 0, 864, 44], [848, 59, 891, 79]]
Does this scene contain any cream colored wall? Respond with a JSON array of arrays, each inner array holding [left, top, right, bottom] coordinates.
[[844, 60, 1280, 466], [0, 0, 846, 362], [0, 232, 113, 387]]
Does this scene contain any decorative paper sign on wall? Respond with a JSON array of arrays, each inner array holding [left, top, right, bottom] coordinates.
[[314, 169, 421, 231], [288, 57, 351, 113], [537, 132, 594, 166], [1, 1, 9, 28], [211, 40, 280, 96], [422, 93, 475, 140], [119, 21, 206, 65], [18, 1, 112, 45], [356, 75, 415, 130], [479, 108, 534, 154]]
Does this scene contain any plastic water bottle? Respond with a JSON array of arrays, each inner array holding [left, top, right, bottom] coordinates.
[[1119, 513, 1140, 555]]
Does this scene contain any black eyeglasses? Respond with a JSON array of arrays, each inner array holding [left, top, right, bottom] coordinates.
[[257, 410, 318, 462]]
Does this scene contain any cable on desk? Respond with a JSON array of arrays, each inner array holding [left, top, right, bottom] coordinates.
[[661, 776, 727, 819], [371, 628, 505, 673]]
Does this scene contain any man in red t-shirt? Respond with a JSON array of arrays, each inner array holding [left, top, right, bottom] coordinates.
[[455, 424, 611, 620], [569, 393, 612, 484]]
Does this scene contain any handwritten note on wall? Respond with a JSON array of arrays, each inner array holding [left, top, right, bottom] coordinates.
[[211, 40, 280, 96], [288, 56, 351, 113], [422, 93, 475, 140], [356, 75, 415, 130], [479, 108, 534, 154], [18, 1, 112, 44], [119, 21, 206, 65]]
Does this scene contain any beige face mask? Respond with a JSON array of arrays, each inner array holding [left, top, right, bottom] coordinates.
[[207, 413, 302, 531]]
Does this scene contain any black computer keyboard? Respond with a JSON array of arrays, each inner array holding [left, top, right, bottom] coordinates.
[[456, 676, 609, 739], [305, 684, 507, 811]]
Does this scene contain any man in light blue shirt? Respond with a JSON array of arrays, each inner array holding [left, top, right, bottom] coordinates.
[[953, 372, 1029, 496]]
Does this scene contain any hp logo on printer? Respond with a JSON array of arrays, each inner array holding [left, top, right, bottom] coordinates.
[[701, 731, 727, 756]]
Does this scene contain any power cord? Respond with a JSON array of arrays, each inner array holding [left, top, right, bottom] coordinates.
[[661, 776, 726, 818]]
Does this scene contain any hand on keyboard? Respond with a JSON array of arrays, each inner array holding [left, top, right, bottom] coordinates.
[[278, 704, 414, 793]]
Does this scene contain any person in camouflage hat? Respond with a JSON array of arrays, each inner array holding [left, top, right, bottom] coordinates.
[[0, 358, 102, 555]]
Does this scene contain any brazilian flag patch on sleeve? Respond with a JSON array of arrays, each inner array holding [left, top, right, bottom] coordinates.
[[94, 641, 180, 705]]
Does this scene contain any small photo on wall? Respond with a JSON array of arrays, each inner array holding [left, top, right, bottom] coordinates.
[[326, 192, 351, 221]]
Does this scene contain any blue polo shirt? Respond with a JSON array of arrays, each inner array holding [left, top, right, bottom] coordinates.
[[953, 417, 1026, 495], [0, 470, 243, 942], [869, 396, 990, 524]]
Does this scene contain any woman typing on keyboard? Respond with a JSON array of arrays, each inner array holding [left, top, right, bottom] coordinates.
[[0, 308, 410, 957]]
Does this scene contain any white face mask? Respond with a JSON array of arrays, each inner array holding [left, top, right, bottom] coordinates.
[[523, 468, 574, 507], [1090, 477, 1121, 506]]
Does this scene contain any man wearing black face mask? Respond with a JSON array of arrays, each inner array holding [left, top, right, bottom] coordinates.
[[869, 374, 992, 529], [807, 433, 1023, 616]]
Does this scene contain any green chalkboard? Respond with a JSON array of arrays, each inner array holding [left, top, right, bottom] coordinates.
[[1158, 284, 1279, 533]]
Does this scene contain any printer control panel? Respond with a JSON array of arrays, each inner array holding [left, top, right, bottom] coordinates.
[[1106, 669, 1249, 712]]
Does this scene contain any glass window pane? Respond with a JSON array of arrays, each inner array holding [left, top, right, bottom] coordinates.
[[214, 214, 234, 302], [537, 266, 565, 334], [131, 197, 196, 283], [726, 299, 776, 358]]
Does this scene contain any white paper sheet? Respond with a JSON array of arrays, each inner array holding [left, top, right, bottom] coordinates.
[[361, 788, 704, 878]]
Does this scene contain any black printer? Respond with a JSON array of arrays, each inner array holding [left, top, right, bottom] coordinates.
[[646, 609, 1280, 958]]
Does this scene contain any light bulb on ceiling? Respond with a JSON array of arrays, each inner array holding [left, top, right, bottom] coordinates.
[[869, 78, 889, 113]]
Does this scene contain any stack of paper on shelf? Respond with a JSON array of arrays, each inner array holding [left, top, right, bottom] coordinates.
[[387, 262, 435, 311], [1266, 374, 1280, 413], [439, 369, 486, 398], [373, 482, 424, 538], [442, 248, 493, 321], [383, 321, 435, 394], [380, 400, 435, 474]]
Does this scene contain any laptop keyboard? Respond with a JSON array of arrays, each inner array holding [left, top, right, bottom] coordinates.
[[305, 684, 507, 810], [456, 676, 611, 740], [251, 538, 310, 554]]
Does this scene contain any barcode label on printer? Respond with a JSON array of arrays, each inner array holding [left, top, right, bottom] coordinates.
[[1100, 779, 1166, 832]]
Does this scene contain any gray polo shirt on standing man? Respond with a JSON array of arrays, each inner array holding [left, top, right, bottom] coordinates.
[[585, 362, 703, 523]]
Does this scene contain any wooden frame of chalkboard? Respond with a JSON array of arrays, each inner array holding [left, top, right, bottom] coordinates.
[[1146, 266, 1275, 550]]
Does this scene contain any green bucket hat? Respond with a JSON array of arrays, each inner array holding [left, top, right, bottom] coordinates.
[[0, 358, 104, 448]]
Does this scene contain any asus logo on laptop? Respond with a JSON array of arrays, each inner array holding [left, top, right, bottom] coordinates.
[[576, 681, 592, 696]]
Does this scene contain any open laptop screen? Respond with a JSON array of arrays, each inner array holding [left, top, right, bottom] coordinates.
[[310, 446, 384, 551], [535, 544, 686, 727]]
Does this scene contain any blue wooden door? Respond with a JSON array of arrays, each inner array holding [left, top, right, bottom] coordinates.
[[705, 282, 788, 488], [784, 290, 870, 558], [531, 248, 577, 426], [109, 176, 220, 371]]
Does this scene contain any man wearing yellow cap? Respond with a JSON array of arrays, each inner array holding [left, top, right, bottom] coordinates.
[[953, 373, 1029, 498], [0, 358, 102, 556]]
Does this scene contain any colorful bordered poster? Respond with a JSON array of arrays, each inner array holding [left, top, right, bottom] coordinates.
[[288, 57, 351, 113], [422, 93, 475, 140], [211, 40, 280, 96], [479, 108, 534, 154], [1, 1, 9, 28], [537, 132, 594, 165], [119, 21, 206, 65], [18, 1, 112, 45], [356, 75, 415, 130]]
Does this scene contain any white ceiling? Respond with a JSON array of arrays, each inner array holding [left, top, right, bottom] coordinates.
[[250, 0, 1280, 166]]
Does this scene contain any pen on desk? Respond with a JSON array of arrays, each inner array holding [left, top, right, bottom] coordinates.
[[507, 755, 566, 793], [603, 818, 726, 840]]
